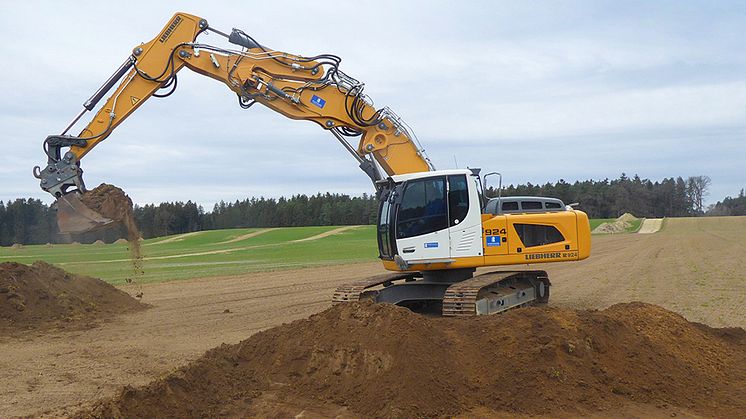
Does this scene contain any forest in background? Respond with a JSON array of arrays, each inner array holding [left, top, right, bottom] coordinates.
[[1, 174, 744, 245]]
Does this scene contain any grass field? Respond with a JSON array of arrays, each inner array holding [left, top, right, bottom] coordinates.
[[0, 226, 378, 285], [0, 217, 640, 285]]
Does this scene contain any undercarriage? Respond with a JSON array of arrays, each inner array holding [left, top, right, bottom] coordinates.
[[332, 269, 550, 316]]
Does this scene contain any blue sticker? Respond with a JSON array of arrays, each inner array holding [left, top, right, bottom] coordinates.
[[486, 236, 501, 247], [310, 95, 326, 109], [424, 242, 439, 248]]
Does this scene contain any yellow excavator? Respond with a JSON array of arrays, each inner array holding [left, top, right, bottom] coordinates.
[[34, 12, 591, 316]]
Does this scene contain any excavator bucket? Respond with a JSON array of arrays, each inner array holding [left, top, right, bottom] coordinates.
[[56, 193, 114, 234]]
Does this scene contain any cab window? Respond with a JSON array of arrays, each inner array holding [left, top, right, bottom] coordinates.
[[397, 177, 447, 238], [502, 201, 519, 211], [448, 175, 469, 226], [521, 201, 543, 210]]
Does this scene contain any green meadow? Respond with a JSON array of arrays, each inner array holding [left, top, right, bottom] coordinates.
[[1, 218, 626, 285], [0, 226, 378, 285]]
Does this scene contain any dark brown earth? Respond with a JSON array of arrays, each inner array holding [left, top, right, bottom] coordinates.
[[78, 301, 746, 419], [0, 261, 146, 335], [80, 183, 143, 282]]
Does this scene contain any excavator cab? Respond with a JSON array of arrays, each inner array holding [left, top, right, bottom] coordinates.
[[377, 169, 484, 269]]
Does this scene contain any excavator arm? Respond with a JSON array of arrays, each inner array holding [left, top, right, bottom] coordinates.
[[35, 12, 433, 231]]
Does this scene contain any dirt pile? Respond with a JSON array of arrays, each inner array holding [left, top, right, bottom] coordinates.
[[593, 213, 639, 234], [81, 302, 746, 418], [81, 184, 143, 283], [0, 261, 146, 334], [617, 212, 638, 223]]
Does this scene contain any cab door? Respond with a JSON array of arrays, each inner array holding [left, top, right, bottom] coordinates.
[[447, 174, 483, 259], [394, 176, 451, 261]]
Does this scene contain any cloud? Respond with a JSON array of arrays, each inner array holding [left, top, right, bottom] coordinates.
[[1, 1, 744, 208]]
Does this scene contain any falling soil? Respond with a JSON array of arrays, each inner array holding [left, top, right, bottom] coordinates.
[[0, 261, 146, 335], [81, 184, 143, 284], [79, 301, 746, 418]]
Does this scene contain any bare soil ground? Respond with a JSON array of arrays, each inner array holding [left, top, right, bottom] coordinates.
[[1, 216, 744, 417], [291, 225, 361, 242], [79, 302, 746, 418], [216, 228, 275, 244], [145, 231, 207, 245]]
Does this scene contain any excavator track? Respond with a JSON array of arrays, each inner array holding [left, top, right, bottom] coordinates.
[[333, 270, 550, 317], [442, 270, 550, 316], [332, 272, 416, 303]]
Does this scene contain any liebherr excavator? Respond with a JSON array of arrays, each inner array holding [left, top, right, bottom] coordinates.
[[34, 12, 591, 316]]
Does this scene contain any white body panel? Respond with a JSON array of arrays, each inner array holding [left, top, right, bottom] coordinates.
[[396, 229, 451, 261], [393, 169, 484, 264], [448, 176, 484, 258]]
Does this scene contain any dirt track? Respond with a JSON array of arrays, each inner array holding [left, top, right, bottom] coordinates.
[[638, 218, 664, 234], [1, 216, 745, 417]]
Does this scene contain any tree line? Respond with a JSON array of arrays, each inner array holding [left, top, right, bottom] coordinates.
[[0, 193, 378, 245], [1, 174, 742, 246], [495, 174, 714, 219], [133, 193, 378, 239], [707, 189, 746, 216]]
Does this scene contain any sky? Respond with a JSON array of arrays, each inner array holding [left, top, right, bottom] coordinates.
[[1, 1, 744, 209]]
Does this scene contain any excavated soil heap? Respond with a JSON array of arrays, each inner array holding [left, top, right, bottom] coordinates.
[[81, 302, 745, 418], [593, 213, 639, 234], [81, 184, 143, 281], [0, 261, 146, 334]]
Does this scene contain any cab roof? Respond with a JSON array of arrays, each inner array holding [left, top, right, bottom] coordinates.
[[389, 169, 475, 183]]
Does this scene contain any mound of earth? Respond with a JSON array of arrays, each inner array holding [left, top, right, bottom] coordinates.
[[593, 213, 639, 234], [0, 261, 146, 334], [617, 212, 638, 222], [80, 302, 745, 418]]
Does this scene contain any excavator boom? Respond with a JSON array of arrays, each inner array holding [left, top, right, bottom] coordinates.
[[35, 12, 432, 218]]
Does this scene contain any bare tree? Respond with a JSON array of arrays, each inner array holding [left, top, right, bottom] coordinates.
[[686, 175, 711, 215]]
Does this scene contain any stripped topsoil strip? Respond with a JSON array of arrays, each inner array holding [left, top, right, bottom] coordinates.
[[80, 184, 143, 284], [79, 301, 746, 418], [0, 261, 146, 335]]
